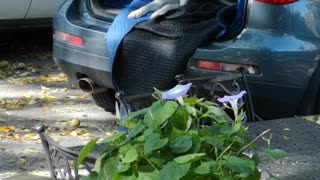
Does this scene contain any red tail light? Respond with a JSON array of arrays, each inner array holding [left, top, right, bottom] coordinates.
[[54, 30, 83, 46], [255, 0, 299, 5], [196, 60, 261, 75]]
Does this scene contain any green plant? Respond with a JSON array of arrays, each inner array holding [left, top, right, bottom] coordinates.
[[78, 87, 283, 180]]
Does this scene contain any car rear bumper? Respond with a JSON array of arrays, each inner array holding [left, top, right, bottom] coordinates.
[[53, 44, 113, 88]]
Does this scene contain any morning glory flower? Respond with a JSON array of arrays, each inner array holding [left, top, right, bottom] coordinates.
[[217, 91, 246, 122], [161, 83, 192, 100]]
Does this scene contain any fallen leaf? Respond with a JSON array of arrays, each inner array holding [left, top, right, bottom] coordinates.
[[18, 72, 31, 77], [70, 130, 78, 137], [0, 119, 6, 123], [28, 99, 37, 105], [80, 132, 93, 138], [5, 111, 13, 116], [283, 128, 290, 131], [0, 126, 15, 133], [24, 133, 40, 140], [284, 136, 288, 140], [304, 116, 315, 122], [52, 108, 62, 113], [68, 93, 87, 99], [65, 102, 75, 106], [42, 107, 49, 111], [19, 157, 27, 165]]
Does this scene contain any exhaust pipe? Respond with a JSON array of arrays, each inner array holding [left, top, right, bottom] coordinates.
[[78, 78, 107, 94]]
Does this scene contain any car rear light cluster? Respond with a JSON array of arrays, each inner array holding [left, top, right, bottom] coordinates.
[[255, 0, 299, 5], [54, 30, 83, 46], [196, 60, 261, 75]]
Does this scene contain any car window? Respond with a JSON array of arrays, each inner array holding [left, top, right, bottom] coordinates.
[[0, 0, 31, 19], [25, 0, 65, 19]]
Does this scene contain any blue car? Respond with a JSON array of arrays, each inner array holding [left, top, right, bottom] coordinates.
[[53, 0, 320, 119]]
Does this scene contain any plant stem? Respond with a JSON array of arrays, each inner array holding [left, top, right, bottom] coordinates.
[[237, 129, 270, 155], [145, 157, 159, 172]]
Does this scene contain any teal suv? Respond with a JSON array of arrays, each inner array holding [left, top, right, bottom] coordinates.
[[53, 0, 320, 119]]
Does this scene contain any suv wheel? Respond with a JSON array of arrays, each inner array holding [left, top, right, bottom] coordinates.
[[91, 89, 116, 112]]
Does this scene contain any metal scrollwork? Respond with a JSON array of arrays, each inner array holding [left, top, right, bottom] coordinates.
[[48, 145, 75, 180]]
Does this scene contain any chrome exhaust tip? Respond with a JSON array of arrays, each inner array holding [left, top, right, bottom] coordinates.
[[78, 78, 107, 94]]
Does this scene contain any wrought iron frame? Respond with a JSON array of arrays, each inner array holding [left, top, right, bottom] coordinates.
[[35, 70, 255, 180], [33, 124, 96, 180]]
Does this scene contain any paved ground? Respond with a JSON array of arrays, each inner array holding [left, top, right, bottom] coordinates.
[[247, 117, 320, 180], [1, 28, 320, 180], [0, 29, 117, 179]]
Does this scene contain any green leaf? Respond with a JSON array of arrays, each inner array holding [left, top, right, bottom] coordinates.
[[189, 135, 201, 153], [119, 144, 132, 158], [223, 156, 255, 177], [144, 101, 162, 129], [221, 123, 241, 137], [81, 171, 98, 180], [156, 101, 178, 125], [120, 108, 147, 126], [102, 156, 119, 180], [158, 162, 191, 180], [123, 147, 138, 163], [76, 138, 99, 168], [206, 106, 233, 123], [194, 161, 217, 175], [144, 133, 169, 155], [117, 164, 130, 172], [184, 96, 199, 106], [204, 136, 223, 147], [261, 148, 287, 160], [172, 108, 191, 131], [101, 132, 126, 144], [129, 121, 145, 137], [174, 153, 206, 164], [170, 135, 193, 153], [138, 166, 158, 180]]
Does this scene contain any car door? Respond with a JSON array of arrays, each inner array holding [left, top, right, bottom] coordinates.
[[25, 0, 65, 19], [0, 0, 31, 19]]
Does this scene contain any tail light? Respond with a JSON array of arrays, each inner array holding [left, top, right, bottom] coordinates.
[[196, 60, 261, 75], [54, 30, 83, 46], [255, 0, 299, 5]]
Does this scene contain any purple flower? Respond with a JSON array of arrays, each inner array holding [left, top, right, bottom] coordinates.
[[161, 83, 192, 100], [217, 91, 246, 122]]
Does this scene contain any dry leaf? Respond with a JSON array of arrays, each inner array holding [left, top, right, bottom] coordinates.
[[19, 157, 27, 165], [70, 130, 78, 136], [283, 128, 290, 131], [19, 72, 31, 77], [68, 93, 87, 99], [65, 102, 75, 106], [0, 119, 6, 123], [5, 111, 13, 116], [0, 126, 15, 133], [24, 133, 40, 140]]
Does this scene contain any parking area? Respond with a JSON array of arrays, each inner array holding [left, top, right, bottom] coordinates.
[[1, 29, 320, 180], [0, 29, 117, 178]]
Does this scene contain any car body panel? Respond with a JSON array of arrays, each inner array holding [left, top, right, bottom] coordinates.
[[0, 0, 64, 28], [292, 1, 320, 39], [25, 0, 65, 19], [0, 0, 31, 19]]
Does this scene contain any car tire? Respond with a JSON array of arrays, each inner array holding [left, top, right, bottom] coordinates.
[[91, 89, 116, 112]]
